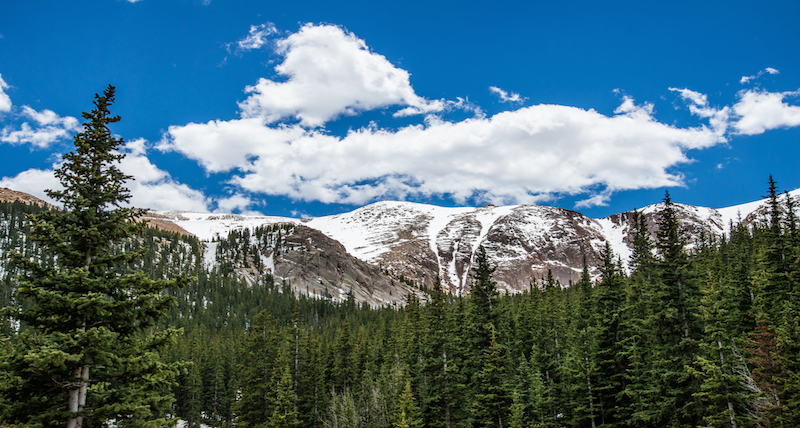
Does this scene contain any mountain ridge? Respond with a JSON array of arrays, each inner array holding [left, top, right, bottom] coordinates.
[[154, 188, 800, 295], [5, 187, 798, 303]]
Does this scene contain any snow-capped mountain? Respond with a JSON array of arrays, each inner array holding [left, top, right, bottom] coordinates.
[[6, 185, 796, 303], [151, 189, 800, 297]]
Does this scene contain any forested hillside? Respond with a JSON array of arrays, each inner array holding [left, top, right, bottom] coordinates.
[[2, 178, 800, 427]]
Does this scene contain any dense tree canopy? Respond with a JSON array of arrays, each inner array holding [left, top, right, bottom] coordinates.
[[1, 116, 799, 428]]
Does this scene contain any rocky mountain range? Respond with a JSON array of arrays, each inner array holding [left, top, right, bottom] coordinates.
[[5, 186, 797, 305], [151, 190, 797, 301]]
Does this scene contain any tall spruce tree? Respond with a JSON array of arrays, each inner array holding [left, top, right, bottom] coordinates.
[[1, 86, 190, 427], [563, 257, 598, 428], [421, 278, 457, 428], [465, 245, 501, 420], [470, 327, 511, 428], [618, 211, 654, 426], [592, 243, 626, 427], [646, 191, 702, 426]]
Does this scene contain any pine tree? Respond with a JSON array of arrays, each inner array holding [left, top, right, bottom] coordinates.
[[534, 270, 567, 426], [464, 245, 501, 421], [753, 176, 790, 320], [690, 271, 754, 428], [642, 191, 702, 427], [592, 243, 626, 427], [563, 256, 598, 428], [1, 86, 189, 427], [469, 245, 500, 350], [508, 388, 526, 428], [471, 327, 511, 428], [395, 379, 424, 428], [746, 317, 786, 427], [269, 343, 301, 428], [235, 309, 281, 426], [421, 278, 457, 428]]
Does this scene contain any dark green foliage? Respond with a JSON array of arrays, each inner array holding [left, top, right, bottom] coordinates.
[[470, 327, 511, 428], [395, 380, 424, 428], [591, 244, 626, 427], [3, 174, 800, 428], [631, 191, 703, 427], [1, 86, 190, 427], [420, 278, 460, 428]]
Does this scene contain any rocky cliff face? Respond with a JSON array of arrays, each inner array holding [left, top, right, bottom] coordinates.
[[269, 224, 423, 307], [479, 205, 609, 293], [302, 200, 753, 294]]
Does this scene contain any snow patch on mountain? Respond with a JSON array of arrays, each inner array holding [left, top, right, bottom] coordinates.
[[150, 187, 800, 294], [155, 211, 299, 241], [594, 217, 632, 269]]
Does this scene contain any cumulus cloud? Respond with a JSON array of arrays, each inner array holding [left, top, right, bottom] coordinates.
[[1, 139, 213, 212], [1, 108, 81, 147], [732, 89, 800, 135], [159, 27, 800, 210], [0, 168, 63, 204], [489, 86, 526, 103], [237, 23, 443, 127], [0, 74, 10, 112], [740, 67, 780, 84], [233, 23, 277, 53], [162, 96, 725, 207], [670, 85, 800, 137], [0, 83, 81, 148]]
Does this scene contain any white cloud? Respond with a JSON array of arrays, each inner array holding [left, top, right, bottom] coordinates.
[[0, 168, 63, 205], [0, 102, 80, 148], [162, 96, 725, 208], [393, 97, 483, 118], [670, 87, 730, 137], [1, 120, 80, 148], [740, 67, 780, 84], [669, 87, 708, 107], [117, 139, 211, 211], [237, 23, 443, 127], [157, 28, 800, 210], [575, 189, 614, 209], [732, 88, 800, 135], [21, 106, 78, 128], [489, 86, 526, 103], [158, 118, 308, 173], [214, 193, 257, 214], [1, 139, 213, 212], [234, 23, 277, 52], [0, 74, 11, 113]]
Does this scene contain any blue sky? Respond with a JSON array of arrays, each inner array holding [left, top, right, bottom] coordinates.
[[1, 1, 799, 219]]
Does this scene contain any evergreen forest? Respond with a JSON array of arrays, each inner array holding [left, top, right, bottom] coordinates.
[[1, 178, 800, 428]]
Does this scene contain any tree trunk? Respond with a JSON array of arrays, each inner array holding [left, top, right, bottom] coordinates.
[[66, 365, 89, 428]]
